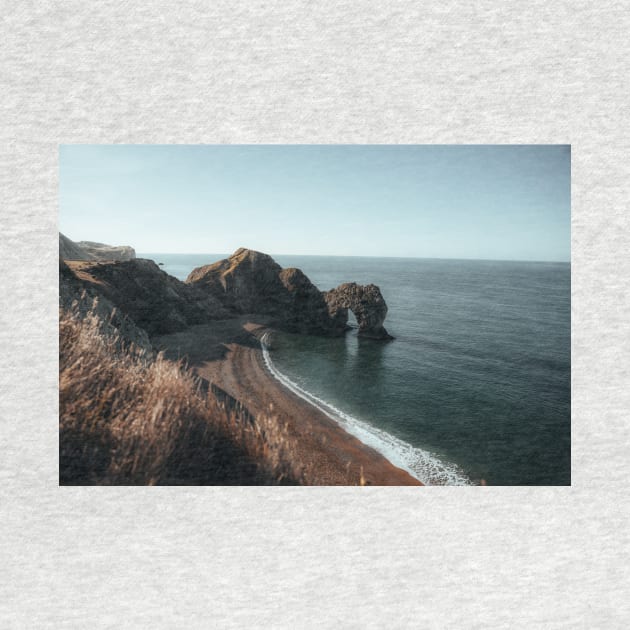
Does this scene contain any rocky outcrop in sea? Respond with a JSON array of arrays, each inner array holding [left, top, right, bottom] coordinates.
[[187, 248, 393, 339], [60, 239, 393, 342], [324, 282, 393, 339]]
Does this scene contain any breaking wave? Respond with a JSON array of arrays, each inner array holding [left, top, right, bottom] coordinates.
[[260, 332, 472, 486]]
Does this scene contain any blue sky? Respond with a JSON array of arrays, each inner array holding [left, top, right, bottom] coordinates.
[[59, 145, 570, 261]]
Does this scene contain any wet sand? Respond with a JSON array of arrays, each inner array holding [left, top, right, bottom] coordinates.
[[152, 318, 422, 486]]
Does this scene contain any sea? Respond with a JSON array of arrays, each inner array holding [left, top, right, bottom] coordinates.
[[141, 253, 571, 486]]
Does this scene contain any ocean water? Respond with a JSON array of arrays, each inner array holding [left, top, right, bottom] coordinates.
[[142, 253, 571, 486]]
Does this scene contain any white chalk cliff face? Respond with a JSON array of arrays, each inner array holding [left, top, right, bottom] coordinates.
[[59, 233, 136, 261]]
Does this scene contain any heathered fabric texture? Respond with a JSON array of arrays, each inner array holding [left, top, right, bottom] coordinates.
[[1, 2, 629, 628]]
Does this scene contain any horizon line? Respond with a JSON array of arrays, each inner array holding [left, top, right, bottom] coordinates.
[[137, 251, 571, 264]]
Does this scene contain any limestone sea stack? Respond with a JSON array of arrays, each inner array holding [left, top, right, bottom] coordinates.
[[324, 282, 394, 340]]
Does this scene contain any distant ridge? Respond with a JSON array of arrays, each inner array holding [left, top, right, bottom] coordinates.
[[59, 232, 91, 260], [59, 232, 136, 261]]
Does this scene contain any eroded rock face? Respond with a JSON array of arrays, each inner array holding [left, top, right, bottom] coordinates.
[[324, 282, 393, 340], [278, 267, 347, 336], [61, 245, 393, 341], [63, 258, 229, 336], [59, 233, 136, 261], [187, 248, 392, 339], [187, 248, 286, 314], [186, 249, 348, 335], [59, 259, 153, 352], [59, 233, 91, 261], [77, 241, 136, 261]]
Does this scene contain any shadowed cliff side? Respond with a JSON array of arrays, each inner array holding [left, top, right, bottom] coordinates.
[[60, 258, 153, 352], [59, 233, 91, 261], [186, 248, 391, 339], [63, 258, 229, 336], [186, 248, 347, 335], [58, 242, 414, 486]]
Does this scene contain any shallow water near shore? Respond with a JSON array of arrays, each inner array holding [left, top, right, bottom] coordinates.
[[143, 253, 571, 485]]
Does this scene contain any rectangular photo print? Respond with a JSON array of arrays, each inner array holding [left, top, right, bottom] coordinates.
[[59, 145, 570, 486]]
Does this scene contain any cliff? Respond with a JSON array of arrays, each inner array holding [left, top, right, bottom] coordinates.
[[59, 233, 91, 261], [62, 258, 229, 337], [59, 244, 405, 486], [60, 258, 153, 352], [77, 240, 136, 261], [59, 232, 136, 261], [186, 248, 288, 314], [186, 248, 390, 338], [60, 242, 393, 341]]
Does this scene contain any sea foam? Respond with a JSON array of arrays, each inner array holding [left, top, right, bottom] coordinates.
[[261, 332, 472, 486]]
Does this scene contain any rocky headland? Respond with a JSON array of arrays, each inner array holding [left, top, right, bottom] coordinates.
[[186, 247, 393, 339], [59, 232, 136, 261], [59, 239, 416, 485], [61, 245, 393, 341], [62, 257, 228, 337]]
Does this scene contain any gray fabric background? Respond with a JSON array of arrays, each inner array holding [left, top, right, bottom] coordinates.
[[1, 1, 628, 627]]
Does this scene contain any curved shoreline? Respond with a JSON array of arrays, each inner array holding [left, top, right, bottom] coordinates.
[[260, 331, 472, 486], [153, 319, 422, 485]]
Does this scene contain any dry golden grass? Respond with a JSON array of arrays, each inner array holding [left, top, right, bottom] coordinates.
[[60, 305, 302, 485]]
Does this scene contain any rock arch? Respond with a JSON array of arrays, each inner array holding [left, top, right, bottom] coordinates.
[[186, 248, 394, 339], [324, 282, 393, 340]]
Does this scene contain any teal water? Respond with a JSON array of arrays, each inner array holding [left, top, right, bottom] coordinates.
[[142, 253, 571, 486]]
